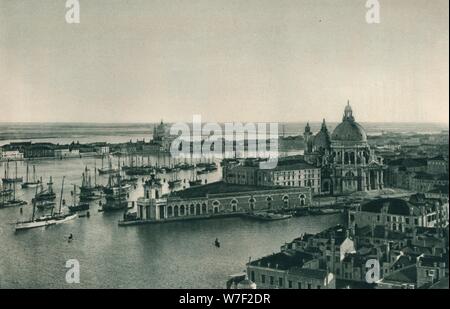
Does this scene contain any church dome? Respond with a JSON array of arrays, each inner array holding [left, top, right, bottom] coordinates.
[[313, 119, 331, 150], [331, 102, 367, 142]]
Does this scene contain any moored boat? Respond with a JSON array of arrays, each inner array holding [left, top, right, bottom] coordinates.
[[21, 164, 40, 188], [244, 212, 293, 221]]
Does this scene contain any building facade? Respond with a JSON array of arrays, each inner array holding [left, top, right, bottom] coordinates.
[[0, 150, 24, 161], [304, 102, 385, 195], [348, 194, 448, 233], [247, 251, 336, 289], [136, 178, 312, 222], [223, 158, 321, 194]]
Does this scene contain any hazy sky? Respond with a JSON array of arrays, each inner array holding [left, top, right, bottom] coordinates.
[[0, 0, 448, 124]]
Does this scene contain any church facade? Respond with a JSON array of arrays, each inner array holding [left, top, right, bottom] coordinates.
[[304, 102, 385, 195]]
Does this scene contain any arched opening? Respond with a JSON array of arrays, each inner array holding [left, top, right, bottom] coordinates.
[[180, 205, 185, 216], [174, 205, 179, 217], [167, 206, 173, 217], [202, 203, 207, 214], [248, 197, 256, 211], [230, 199, 238, 212], [196, 203, 201, 215], [282, 195, 289, 208], [299, 194, 306, 206], [212, 200, 220, 213], [190, 204, 195, 215]]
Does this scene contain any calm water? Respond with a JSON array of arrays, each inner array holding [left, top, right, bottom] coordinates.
[[0, 157, 343, 288], [1, 122, 447, 146]]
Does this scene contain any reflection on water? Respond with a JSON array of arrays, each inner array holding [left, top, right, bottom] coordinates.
[[0, 157, 343, 288]]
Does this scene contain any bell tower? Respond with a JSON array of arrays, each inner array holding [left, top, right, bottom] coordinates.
[[304, 122, 313, 153]]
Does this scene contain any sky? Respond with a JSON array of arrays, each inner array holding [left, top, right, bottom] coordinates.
[[0, 0, 448, 124]]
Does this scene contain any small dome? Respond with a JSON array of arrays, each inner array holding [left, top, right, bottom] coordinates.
[[237, 278, 257, 289], [314, 130, 331, 149], [313, 119, 331, 150]]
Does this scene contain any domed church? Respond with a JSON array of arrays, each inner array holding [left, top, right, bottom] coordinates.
[[304, 102, 385, 195]]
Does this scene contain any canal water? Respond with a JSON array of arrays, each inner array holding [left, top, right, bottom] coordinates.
[[0, 157, 344, 288]]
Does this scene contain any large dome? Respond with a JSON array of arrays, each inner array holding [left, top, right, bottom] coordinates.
[[332, 121, 367, 142], [331, 103, 367, 142]]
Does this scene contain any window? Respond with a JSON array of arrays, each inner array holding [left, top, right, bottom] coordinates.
[[270, 276, 274, 285], [297, 282, 302, 289], [266, 196, 272, 209], [307, 283, 312, 289], [261, 275, 266, 284], [278, 278, 283, 287], [288, 280, 292, 288], [251, 271, 255, 282], [317, 285, 321, 289]]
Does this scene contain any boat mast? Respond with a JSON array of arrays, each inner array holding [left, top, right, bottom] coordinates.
[[58, 176, 65, 215], [32, 186, 38, 221], [32, 165, 36, 183], [94, 161, 97, 186], [25, 163, 29, 183], [73, 184, 77, 206]]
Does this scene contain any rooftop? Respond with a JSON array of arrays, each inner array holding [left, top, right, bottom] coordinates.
[[381, 265, 417, 285], [361, 198, 414, 216], [249, 251, 314, 271], [169, 181, 287, 199], [413, 172, 449, 181], [288, 267, 328, 280], [419, 255, 447, 267]]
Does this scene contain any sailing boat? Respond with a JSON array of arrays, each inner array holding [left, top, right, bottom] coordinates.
[[32, 176, 56, 203], [79, 166, 101, 201], [22, 164, 40, 188], [168, 163, 181, 189], [15, 178, 77, 231], [0, 178, 27, 208], [0, 182, 12, 198], [47, 176, 77, 224], [98, 154, 119, 175], [68, 184, 89, 212], [2, 161, 23, 184], [102, 173, 130, 211], [189, 163, 202, 187], [15, 187, 52, 231]]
